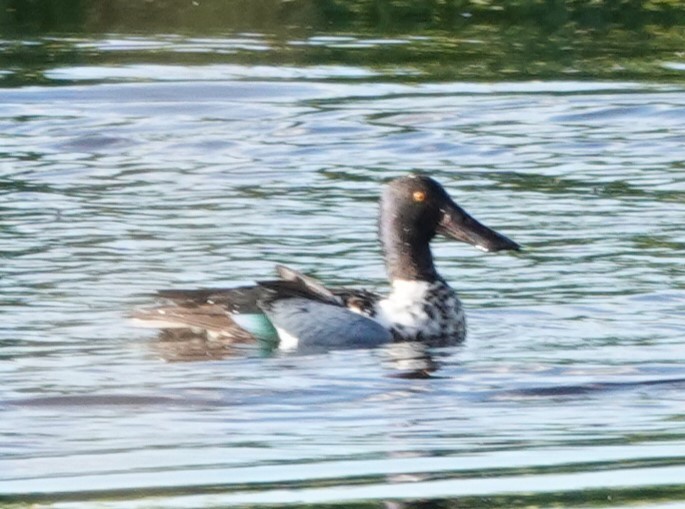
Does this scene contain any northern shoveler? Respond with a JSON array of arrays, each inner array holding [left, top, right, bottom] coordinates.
[[133, 175, 519, 350]]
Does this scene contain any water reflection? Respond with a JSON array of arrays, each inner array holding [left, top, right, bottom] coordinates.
[[4, 29, 685, 88], [385, 501, 442, 509], [149, 327, 441, 379], [4, 0, 685, 34], [149, 328, 262, 361], [382, 342, 440, 379]]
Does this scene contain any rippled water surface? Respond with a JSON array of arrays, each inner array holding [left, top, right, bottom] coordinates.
[[2, 29, 685, 508]]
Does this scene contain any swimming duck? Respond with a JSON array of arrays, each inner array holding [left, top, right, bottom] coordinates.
[[133, 175, 519, 350]]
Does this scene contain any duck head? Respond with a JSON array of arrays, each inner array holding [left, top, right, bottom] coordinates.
[[379, 174, 519, 281]]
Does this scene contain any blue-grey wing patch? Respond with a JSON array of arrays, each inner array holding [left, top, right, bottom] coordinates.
[[262, 298, 392, 351]]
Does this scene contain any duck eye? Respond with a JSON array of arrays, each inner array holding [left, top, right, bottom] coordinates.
[[412, 190, 426, 202]]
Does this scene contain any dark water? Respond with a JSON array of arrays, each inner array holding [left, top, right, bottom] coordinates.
[[3, 6, 685, 508]]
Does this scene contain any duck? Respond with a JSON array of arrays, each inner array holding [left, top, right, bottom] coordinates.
[[132, 175, 520, 351]]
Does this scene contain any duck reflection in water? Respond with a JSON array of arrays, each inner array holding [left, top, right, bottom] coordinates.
[[150, 328, 442, 380], [382, 341, 442, 379]]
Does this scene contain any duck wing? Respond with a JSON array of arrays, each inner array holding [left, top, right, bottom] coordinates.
[[132, 284, 277, 342], [257, 267, 390, 350], [133, 265, 389, 350], [259, 297, 391, 351], [131, 301, 257, 342], [275, 264, 383, 315], [155, 285, 270, 313]]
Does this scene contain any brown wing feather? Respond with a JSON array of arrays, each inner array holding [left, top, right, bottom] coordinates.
[[154, 284, 276, 313], [131, 304, 254, 342]]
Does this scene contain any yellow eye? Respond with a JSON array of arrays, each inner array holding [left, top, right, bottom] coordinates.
[[413, 190, 426, 202]]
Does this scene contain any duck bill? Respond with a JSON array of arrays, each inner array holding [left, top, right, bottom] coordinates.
[[437, 202, 520, 252]]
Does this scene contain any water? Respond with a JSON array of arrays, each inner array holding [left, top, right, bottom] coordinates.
[[2, 24, 685, 508]]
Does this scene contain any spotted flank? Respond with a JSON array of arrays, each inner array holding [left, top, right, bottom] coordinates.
[[132, 175, 519, 351]]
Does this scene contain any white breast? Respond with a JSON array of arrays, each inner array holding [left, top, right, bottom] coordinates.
[[375, 280, 432, 333], [374, 279, 464, 342]]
